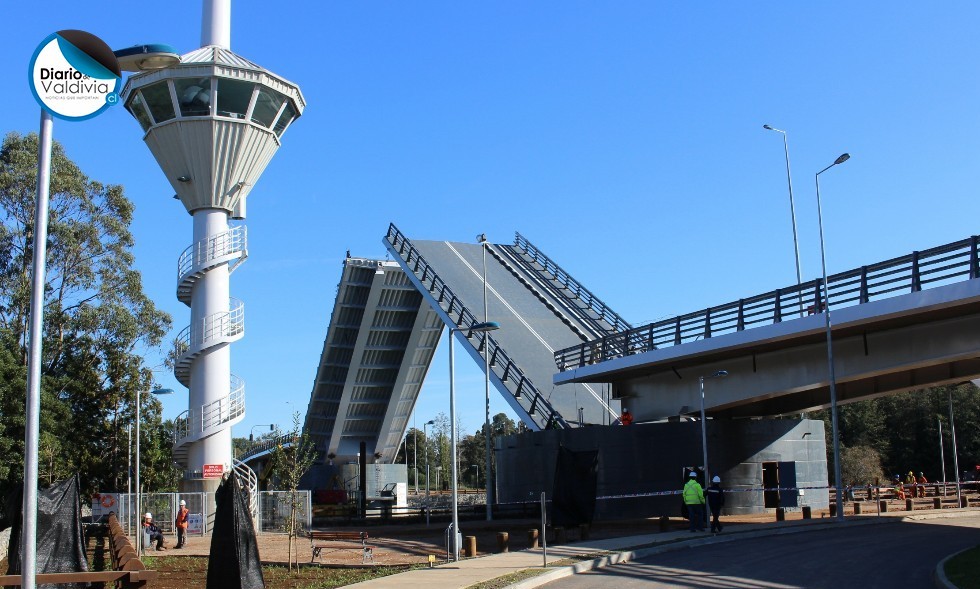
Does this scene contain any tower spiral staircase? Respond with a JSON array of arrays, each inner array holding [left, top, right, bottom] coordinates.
[[172, 226, 257, 517]]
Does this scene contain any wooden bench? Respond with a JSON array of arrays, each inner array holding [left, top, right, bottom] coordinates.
[[309, 531, 374, 564]]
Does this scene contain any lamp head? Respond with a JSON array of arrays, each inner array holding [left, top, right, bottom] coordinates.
[[426, 420, 435, 425], [713, 370, 729, 378], [469, 321, 500, 333], [151, 388, 175, 395], [834, 153, 850, 165], [477, 233, 487, 244]]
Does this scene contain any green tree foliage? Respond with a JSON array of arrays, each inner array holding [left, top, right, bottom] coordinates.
[[814, 383, 980, 484], [839, 446, 886, 486], [0, 132, 172, 520]]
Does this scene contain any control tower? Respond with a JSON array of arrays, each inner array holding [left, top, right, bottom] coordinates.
[[120, 0, 305, 496]]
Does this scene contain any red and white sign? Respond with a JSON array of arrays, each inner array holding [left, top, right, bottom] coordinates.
[[203, 464, 224, 479]]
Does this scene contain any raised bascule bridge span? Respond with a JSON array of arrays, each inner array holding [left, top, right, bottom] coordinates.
[[554, 234, 980, 421], [297, 225, 632, 469]]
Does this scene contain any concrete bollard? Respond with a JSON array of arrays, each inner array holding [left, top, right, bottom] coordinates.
[[776, 507, 785, 521], [960, 496, 968, 508], [853, 502, 862, 515], [879, 500, 888, 512], [934, 497, 942, 510], [464, 536, 477, 557], [802, 506, 812, 519], [659, 515, 670, 532], [497, 532, 509, 553], [554, 526, 566, 544], [579, 523, 590, 541], [829, 503, 836, 517], [527, 529, 539, 549], [906, 498, 913, 511]]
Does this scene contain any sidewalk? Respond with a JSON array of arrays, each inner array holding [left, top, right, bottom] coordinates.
[[344, 513, 900, 589]]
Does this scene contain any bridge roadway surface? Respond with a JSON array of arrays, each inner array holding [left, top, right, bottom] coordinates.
[[343, 510, 980, 589]]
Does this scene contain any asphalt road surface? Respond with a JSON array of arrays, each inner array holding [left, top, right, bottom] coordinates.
[[543, 516, 980, 589]]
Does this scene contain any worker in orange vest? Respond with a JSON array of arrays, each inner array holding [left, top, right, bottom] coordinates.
[[620, 408, 634, 426], [175, 500, 189, 549], [916, 472, 928, 498]]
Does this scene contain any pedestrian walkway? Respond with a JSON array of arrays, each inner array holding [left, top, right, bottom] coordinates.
[[343, 514, 880, 589]]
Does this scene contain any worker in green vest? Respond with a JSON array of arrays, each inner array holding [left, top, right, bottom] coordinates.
[[683, 471, 706, 532]]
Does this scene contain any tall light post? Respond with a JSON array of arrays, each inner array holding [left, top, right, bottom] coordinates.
[[423, 419, 435, 499], [763, 124, 804, 316], [249, 424, 275, 443], [938, 416, 947, 495], [20, 43, 179, 589], [448, 320, 499, 561], [949, 388, 962, 506], [477, 233, 495, 520], [135, 387, 174, 555], [815, 152, 850, 521], [698, 371, 728, 494]]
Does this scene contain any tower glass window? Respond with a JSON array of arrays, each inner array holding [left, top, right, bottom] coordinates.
[[216, 79, 255, 120], [126, 93, 153, 131], [272, 102, 297, 137], [250, 87, 285, 128], [175, 78, 212, 117], [141, 81, 176, 124]]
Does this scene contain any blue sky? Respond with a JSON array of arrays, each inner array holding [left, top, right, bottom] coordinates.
[[5, 2, 979, 438]]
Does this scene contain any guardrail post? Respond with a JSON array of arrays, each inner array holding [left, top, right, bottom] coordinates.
[[704, 308, 711, 339], [813, 279, 823, 313], [736, 299, 744, 331], [971, 235, 979, 279], [859, 266, 869, 303], [774, 289, 782, 323], [674, 317, 682, 345], [911, 251, 921, 292]]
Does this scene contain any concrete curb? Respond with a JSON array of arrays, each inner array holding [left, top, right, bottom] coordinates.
[[934, 546, 972, 589], [506, 516, 899, 589]]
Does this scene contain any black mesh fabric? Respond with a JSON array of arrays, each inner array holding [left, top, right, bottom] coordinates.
[[5, 474, 89, 589], [551, 446, 599, 527], [207, 476, 264, 589]]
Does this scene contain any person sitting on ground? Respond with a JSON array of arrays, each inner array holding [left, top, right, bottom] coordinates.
[[143, 513, 167, 551], [893, 475, 906, 500]]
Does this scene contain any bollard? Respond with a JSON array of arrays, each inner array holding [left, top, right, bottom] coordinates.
[[960, 496, 968, 508], [464, 536, 477, 558], [579, 523, 590, 541], [497, 532, 509, 553], [527, 529, 539, 549], [829, 503, 836, 517], [554, 526, 566, 544], [853, 502, 862, 515], [934, 497, 942, 510], [866, 487, 874, 501], [879, 500, 888, 513], [659, 515, 670, 532], [776, 507, 785, 521], [802, 506, 812, 519], [905, 499, 913, 511]]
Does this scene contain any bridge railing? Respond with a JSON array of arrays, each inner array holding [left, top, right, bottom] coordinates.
[[386, 223, 569, 429], [555, 234, 980, 370], [513, 232, 632, 334]]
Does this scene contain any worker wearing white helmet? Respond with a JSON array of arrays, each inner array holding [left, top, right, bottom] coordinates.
[[175, 499, 190, 549], [707, 475, 725, 533], [142, 512, 167, 550]]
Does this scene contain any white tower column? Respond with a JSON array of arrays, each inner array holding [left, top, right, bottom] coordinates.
[[188, 208, 233, 471], [201, 0, 231, 49]]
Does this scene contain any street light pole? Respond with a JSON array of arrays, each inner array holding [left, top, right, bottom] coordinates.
[[478, 233, 494, 521], [135, 387, 174, 556], [815, 152, 850, 522], [938, 417, 947, 495], [949, 389, 961, 507], [698, 371, 728, 493], [763, 125, 804, 317], [448, 321, 499, 561], [423, 419, 435, 502]]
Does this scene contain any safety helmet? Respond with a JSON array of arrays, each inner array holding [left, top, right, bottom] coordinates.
[[689, 471, 697, 478], [144, 513, 152, 519], [712, 476, 721, 483], [179, 500, 186, 506]]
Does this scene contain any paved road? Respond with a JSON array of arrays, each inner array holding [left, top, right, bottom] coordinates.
[[543, 516, 980, 589]]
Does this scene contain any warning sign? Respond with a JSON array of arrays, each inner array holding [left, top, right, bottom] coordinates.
[[203, 464, 224, 479], [187, 513, 204, 535]]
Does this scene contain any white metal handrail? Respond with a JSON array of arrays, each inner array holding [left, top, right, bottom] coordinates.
[[173, 375, 246, 444], [175, 298, 245, 352], [177, 226, 248, 281], [232, 458, 259, 522]]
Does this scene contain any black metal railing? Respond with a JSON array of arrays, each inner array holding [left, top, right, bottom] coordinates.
[[386, 223, 569, 429], [513, 232, 632, 334], [237, 433, 292, 461], [555, 234, 980, 370]]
